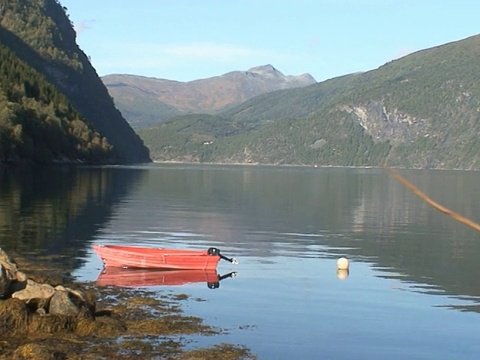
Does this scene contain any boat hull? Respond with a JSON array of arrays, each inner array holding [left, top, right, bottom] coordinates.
[[92, 245, 221, 270]]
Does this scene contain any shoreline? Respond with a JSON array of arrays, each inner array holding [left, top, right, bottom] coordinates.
[[0, 252, 256, 360]]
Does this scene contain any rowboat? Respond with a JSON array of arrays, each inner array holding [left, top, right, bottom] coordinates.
[[95, 267, 237, 289], [92, 245, 237, 270]]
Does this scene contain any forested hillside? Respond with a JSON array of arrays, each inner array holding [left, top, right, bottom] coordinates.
[[0, 0, 150, 164], [138, 34, 480, 170], [0, 42, 113, 163]]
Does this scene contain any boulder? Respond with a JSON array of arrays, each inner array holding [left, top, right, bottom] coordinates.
[[12, 280, 55, 302], [49, 290, 82, 316]]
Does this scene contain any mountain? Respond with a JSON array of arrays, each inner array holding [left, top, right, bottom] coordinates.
[[102, 65, 316, 128], [137, 34, 480, 170], [0, 41, 116, 164], [0, 0, 150, 164]]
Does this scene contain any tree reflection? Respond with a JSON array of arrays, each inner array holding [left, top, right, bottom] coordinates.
[[0, 166, 145, 269]]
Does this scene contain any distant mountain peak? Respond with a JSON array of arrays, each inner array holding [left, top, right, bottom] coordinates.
[[103, 64, 317, 128], [247, 64, 284, 76]]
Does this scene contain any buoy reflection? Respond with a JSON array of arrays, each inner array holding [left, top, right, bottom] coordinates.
[[336, 269, 349, 280]]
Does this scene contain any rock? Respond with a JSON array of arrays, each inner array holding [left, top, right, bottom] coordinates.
[[0, 248, 19, 277], [0, 249, 97, 338], [36, 307, 46, 315], [10, 271, 28, 294], [49, 290, 82, 316], [67, 288, 86, 303], [16, 271, 28, 282], [0, 263, 11, 298], [12, 280, 55, 303], [0, 248, 20, 298], [54, 285, 66, 292]]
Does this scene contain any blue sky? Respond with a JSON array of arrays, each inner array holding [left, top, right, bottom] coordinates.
[[60, 0, 479, 82]]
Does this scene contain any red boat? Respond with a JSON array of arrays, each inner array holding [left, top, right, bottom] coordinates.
[[95, 267, 237, 289], [92, 245, 237, 270]]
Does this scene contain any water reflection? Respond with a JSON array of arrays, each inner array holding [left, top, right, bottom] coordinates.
[[95, 267, 237, 289], [112, 165, 480, 310], [0, 166, 146, 268], [336, 269, 349, 280], [1, 164, 480, 314]]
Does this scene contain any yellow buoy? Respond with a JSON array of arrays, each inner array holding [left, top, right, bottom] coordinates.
[[336, 257, 349, 270]]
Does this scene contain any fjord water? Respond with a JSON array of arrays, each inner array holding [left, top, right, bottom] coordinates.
[[1, 164, 480, 359]]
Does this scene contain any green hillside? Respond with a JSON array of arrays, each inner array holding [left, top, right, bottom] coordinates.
[[139, 34, 480, 170], [0, 42, 113, 163], [0, 0, 150, 164]]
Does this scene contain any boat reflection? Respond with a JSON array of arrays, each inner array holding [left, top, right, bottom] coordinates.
[[96, 267, 237, 289]]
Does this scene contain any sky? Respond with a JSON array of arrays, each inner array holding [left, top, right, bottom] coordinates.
[[60, 0, 480, 83]]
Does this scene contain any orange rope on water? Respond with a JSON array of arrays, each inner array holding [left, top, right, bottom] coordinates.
[[386, 168, 480, 232]]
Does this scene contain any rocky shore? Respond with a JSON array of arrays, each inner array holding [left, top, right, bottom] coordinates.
[[0, 249, 256, 360]]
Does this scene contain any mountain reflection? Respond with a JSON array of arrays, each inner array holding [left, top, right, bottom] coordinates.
[[340, 170, 480, 305], [130, 166, 480, 310]]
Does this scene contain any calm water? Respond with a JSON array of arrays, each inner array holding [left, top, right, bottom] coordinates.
[[1, 164, 480, 359]]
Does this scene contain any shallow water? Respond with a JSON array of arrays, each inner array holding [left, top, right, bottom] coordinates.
[[1, 164, 480, 359]]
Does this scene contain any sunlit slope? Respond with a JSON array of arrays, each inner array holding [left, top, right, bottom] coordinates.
[[140, 34, 480, 170]]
